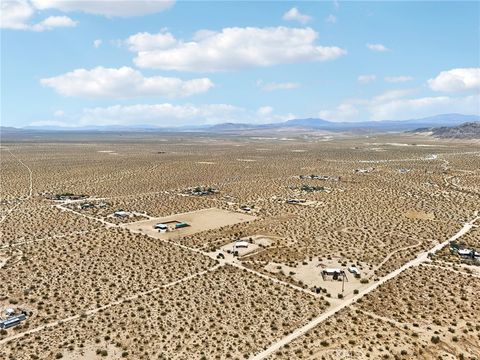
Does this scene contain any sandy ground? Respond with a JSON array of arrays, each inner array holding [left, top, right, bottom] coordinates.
[[404, 209, 435, 220], [121, 207, 257, 240]]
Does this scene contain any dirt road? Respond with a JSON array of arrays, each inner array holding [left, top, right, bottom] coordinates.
[[0, 148, 33, 224]]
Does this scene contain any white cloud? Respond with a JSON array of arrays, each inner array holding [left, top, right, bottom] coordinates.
[[1, 0, 34, 29], [319, 103, 360, 121], [31, 15, 77, 31], [30, 0, 175, 17], [256, 80, 300, 91], [1, 0, 174, 31], [1, 0, 77, 31], [358, 74, 376, 84], [369, 94, 480, 120], [40, 66, 214, 98], [384, 75, 414, 83], [282, 7, 312, 24], [93, 39, 102, 48], [131, 27, 347, 72], [125, 31, 176, 51], [31, 103, 295, 127], [325, 14, 337, 24], [366, 43, 389, 52], [257, 106, 274, 116], [372, 88, 416, 102], [79, 104, 240, 126], [428, 68, 480, 92], [319, 87, 479, 121]]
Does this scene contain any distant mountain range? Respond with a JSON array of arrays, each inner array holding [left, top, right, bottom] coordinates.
[[1, 113, 479, 135], [205, 114, 480, 133], [410, 121, 480, 139]]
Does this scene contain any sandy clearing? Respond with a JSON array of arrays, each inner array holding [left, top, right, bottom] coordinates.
[[404, 209, 435, 220], [121, 207, 257, 240]]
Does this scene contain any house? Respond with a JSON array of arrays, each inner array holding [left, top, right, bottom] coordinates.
[[4, 308, 15, 317], [154, 223, 168, 231], [355, 167, 375, 174], [287, 199, 306, 205], [322, 268, 342, 276], [458, 248, 479, 259], [458, 249, 472, 257], [234, 241, 249, 249], [114, 210, 130, 218], [300, 175, 340, 181], [321, 268, 347, 281], [0, 314, 26, 329]]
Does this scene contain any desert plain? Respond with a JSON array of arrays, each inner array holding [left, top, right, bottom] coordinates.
[[0, 131, 479, 359]]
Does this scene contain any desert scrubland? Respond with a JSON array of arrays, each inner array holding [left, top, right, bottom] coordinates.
[[271, 265, 480, 359], [0, 133, 478, 359]]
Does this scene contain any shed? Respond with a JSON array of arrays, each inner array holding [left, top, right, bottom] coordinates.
[[175, 222, 189, 229], [0, 314, 26, 329]]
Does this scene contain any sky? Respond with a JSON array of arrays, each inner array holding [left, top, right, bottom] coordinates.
[[1, 0, 479, 128]]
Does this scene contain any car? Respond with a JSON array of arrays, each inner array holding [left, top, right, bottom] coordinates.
[[348, 266, 360, 275]]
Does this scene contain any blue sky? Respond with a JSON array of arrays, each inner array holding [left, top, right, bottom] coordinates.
[[1, 0, 479, 128]]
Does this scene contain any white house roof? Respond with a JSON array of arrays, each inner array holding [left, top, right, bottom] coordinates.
[[324, 268, 341, 273], [235, 241, 249, 247]]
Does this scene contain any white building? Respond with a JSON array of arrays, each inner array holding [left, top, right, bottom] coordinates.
[[235, 241, 249, 249]]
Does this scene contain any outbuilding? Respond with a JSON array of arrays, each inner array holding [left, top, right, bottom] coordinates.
[[0, 314, 26, 329]]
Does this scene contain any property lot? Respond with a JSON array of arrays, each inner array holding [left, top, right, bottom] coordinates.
[[121, 207, 257, 240]]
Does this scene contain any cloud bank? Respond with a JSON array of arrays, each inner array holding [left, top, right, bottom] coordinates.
[[31, 103, 295, 128], [41, 67, 214, 98], [129, 27, 347, 72], [428, 68, 480, 92]]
